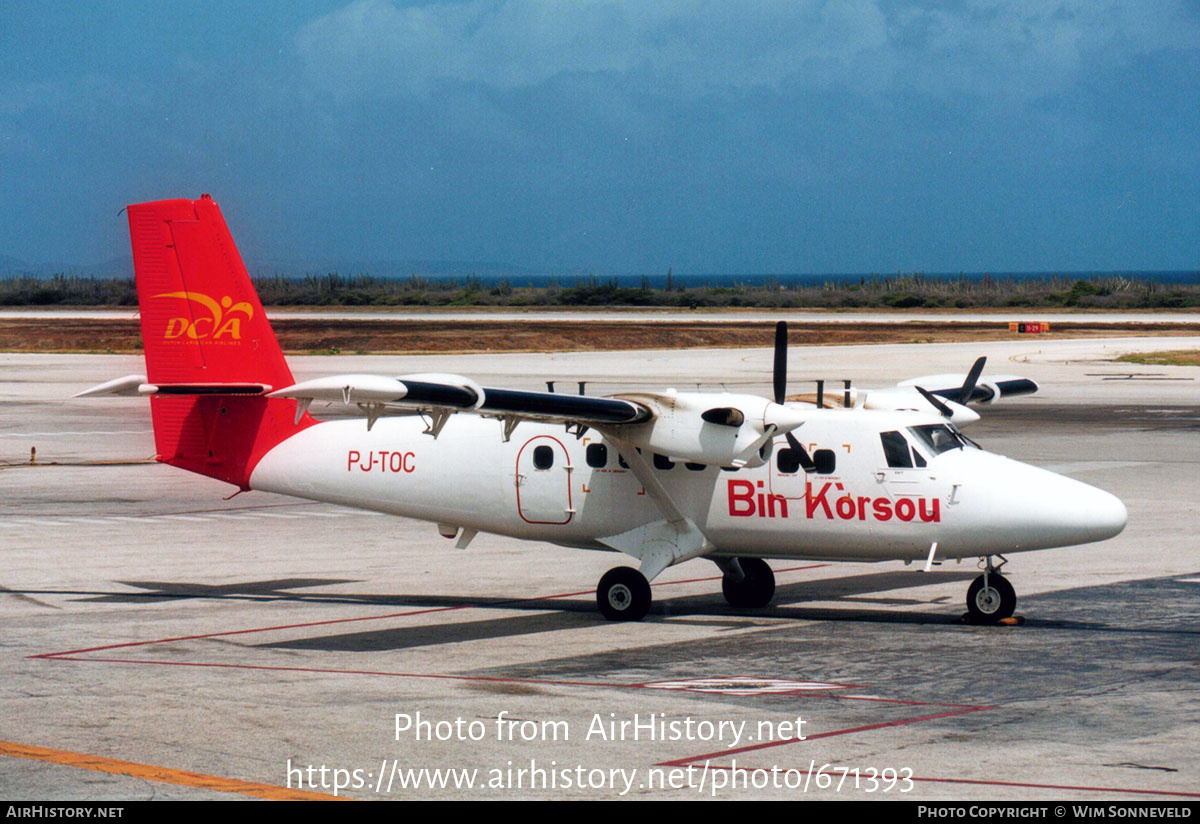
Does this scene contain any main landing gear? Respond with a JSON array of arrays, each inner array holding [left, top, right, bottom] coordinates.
[[720, 558, 776, 608], [595, 557, 779, 621], [596, 566, 652, 621], [966, 555, 1016, 624]]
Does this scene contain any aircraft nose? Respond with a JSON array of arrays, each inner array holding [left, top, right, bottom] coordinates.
[[1012, 466, 1127, 547], [1063, 483, 1127, 543]]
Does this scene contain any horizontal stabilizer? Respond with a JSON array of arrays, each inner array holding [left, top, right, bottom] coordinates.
[[74, 374, 147, 397], [75, 375, 271, 398]]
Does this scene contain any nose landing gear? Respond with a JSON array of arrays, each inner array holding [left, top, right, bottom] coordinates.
[[966, 555, 1016, 623]]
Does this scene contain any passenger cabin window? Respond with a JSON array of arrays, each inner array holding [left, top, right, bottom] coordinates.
[[586, 443, 608, 468], [880, 431, 913, 468], [532, 445, 554, 470], [777, 448, 802, 474], [685, 462, 706, 472], [653, 453, 675, 470], [777, 446, 836, 474], [618, 453, 629, 469], [813, 449, 836, 474]]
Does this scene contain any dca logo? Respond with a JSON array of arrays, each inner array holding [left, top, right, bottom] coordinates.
[[155, 291, 253, 341]]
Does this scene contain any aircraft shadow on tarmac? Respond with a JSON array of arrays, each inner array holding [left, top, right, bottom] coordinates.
[[20, 571, 1200, 654]]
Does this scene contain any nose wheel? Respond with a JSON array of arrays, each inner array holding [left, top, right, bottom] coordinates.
[[966, 557, 1016, 623], [596, 566, 652, 621]]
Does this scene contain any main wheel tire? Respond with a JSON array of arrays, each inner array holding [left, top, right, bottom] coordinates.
[[722, 558, 776, 608], [596, 566, 652, 621], [966, 573, 1016, 623]]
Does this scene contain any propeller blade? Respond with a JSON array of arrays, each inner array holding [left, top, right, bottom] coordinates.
[[773, 321, 788, 404], [785, 430, 816, 473], [915, 385, 954, 418], [959, 356, 987, 404]]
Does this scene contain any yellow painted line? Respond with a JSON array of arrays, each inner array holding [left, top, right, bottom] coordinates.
[[0, 740, 349, 801]]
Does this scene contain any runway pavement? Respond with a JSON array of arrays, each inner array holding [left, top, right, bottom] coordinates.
[[1, 336, 1197, 800]]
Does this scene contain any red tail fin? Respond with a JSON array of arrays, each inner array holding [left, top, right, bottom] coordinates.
[[129, 194, 312, 489]]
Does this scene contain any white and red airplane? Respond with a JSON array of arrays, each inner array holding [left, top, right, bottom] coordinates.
[[79, 195, 1127, 623]]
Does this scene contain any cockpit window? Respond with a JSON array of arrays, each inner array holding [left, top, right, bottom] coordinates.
[[907, 424, 975, 456], [880, 431, 913, 468]]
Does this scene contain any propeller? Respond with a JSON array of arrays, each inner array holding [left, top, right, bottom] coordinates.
[[785, 430, 817, 472], [958, 356, 986, 404], [914, 385, 954, 418], [773, 321, 788, 404], [771, 321, 816, 470]]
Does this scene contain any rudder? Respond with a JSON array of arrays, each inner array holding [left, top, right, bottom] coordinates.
[[128, 194, 312, 489]]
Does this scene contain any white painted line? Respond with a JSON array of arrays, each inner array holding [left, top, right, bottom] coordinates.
[[644, 677, 851, 696]]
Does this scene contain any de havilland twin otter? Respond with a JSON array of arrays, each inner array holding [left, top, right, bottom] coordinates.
[[79, 195, 1127, 623]]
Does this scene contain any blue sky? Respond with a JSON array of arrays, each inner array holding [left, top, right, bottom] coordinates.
[[1, 0, 1197, 274]]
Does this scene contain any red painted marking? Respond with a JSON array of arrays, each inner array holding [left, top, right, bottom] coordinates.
[[42, 654, 968, 710], [29, 604, 470, 660], [31, 563, 828, 660], [42, 656, 652, 691], [28, 561, 1186, 801], [658, 706, 994, 767], [652, 564, 826, 588], [693, 764, 1200, 800]]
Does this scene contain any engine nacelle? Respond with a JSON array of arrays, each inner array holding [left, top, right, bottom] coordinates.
[[974, 380, 1000, 404], [896, 373, 1037, 406], [395, 373, 485, 409], [863, 387, 980, 426], [612, 390, 804, 468]]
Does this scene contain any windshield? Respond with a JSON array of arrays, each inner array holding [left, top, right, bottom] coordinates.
[[907, 424, 976, 456]]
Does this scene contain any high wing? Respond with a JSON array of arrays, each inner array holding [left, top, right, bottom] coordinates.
[[861, 356, 1039, 426], [267, 371, 651, 436], [265, 371, 808, 470], [77, 369, 652, 435], [897, 373, 1039, 404]]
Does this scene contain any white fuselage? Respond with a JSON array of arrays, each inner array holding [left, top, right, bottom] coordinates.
[[249, 407, 1126, 564]]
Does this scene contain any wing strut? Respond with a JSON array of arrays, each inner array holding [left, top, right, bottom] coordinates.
[[596, 433, 712, 581]]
